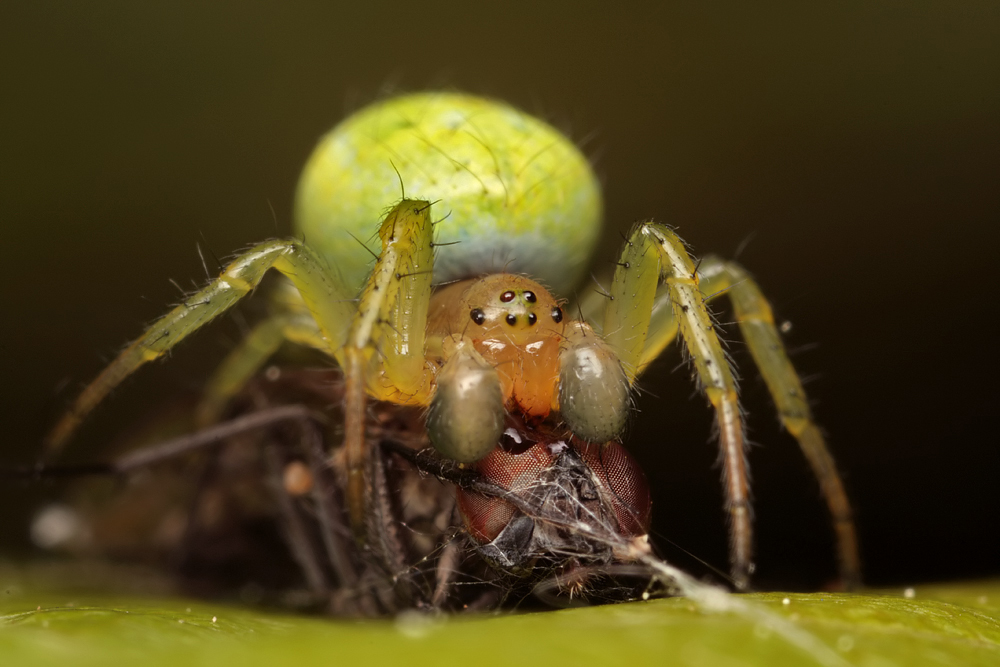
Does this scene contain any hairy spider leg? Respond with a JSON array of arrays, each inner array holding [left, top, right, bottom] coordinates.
[[44, 198, 445, 548], [601, 222, 752, 590], [589, 229, 860, 590], [693, 256, 861, 590], [626, 255, 861, 590], [43, 238, 356, 457], [339, 200, 437, 539]]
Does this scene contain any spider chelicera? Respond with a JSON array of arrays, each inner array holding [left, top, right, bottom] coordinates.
[[39, 92, 860, 609]]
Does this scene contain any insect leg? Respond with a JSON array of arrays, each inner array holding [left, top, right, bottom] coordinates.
[[431, 511, 463, 610], [365, 438, 415, 612], [110, 405, 322, 472], [603, 222, 752, 590], [262, 441, 332, 597], [44, 240, 354, 457], [695, 255, 861, 590]]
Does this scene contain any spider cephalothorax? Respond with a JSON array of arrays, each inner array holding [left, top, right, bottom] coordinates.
[[424, 274, 629, 465], [40, 92, 860, 609]]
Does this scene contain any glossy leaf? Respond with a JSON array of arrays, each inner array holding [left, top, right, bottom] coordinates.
[[1, 562, 998, 667]]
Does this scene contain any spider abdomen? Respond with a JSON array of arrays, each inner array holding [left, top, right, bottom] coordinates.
[[295, 92, 602, 297]]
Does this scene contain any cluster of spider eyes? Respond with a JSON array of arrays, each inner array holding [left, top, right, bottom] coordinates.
[[468, 290, 564, 327]]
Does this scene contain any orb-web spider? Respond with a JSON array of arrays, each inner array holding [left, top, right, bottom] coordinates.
[[40, 92, 860, 608]]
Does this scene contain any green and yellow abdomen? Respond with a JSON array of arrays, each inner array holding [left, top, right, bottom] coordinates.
[[294, 92, 602, 297]]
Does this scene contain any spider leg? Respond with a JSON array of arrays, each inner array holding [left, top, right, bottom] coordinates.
[[577, 272, 678, 361], [44, 239, 355, 457], [339, 200, 437, 539], [599, 228, 861, 590], [603, 222, 752, 589], [694, 255, 861, 590], [195, 312, 327, 427]]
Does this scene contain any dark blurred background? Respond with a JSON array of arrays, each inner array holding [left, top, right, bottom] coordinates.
[[2, 1, 997, 591]]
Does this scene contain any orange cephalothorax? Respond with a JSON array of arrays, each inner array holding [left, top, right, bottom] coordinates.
[[425, 273, 630, 465], [428, 274, 565, 420]]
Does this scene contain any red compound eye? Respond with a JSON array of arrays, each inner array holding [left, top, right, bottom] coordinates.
[[457, 442, 554, 543], [575, 441, 651, 537], [456, 439, 651, 544]]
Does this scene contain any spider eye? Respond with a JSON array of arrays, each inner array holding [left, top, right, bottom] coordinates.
[[500, 291, 516, 303], [527, 313, 537, 326], [470, 308, 486, 325], [523, 291, 536, 303], [551, 307, 563, 323], [505, 314, 517, 326]]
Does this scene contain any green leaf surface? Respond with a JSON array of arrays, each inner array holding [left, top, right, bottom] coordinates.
[[1, 561, 998, 667]]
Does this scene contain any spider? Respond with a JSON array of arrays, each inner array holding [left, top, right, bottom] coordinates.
[[41, 91, 860, 600]]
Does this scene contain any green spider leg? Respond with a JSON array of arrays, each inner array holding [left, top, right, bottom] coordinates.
[[692, 255, 861, 591], [596, 223, 859, 590], [336, 200, 437, 538], [44, 199, 439, 547], [601, 222, 751, 590], [44, 240, 356, 457], [194, 311, 327, 428]]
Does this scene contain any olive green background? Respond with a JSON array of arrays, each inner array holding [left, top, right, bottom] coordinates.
[[1, 1, 997, 592]]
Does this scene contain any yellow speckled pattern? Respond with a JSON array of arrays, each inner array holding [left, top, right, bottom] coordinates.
[[294, 92, 602, 297]]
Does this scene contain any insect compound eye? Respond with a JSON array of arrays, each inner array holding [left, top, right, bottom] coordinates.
[[551, 307, 563, 323], [576, 441, 652, 536], [505, 313, 517, 326], [500, 290, 516, 303], [470, 308, 486, 325], [523, 291, 536, 303], [527, 313, 537, 326]]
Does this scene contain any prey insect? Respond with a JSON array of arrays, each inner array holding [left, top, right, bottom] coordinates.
[[35, 92, 860, 611]]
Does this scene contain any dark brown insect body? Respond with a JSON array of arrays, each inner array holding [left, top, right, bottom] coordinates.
[[43, 360, 653, 615]]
